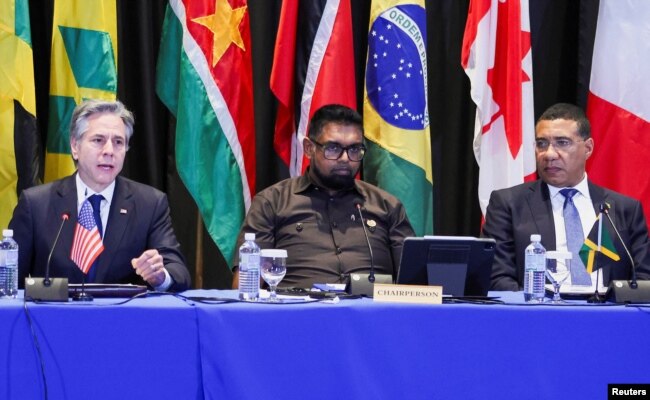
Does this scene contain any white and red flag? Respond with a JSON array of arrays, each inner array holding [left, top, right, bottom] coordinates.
[[586, 0, 650, 230], [270, 0, 356, 176], [461, 0, 536, 215], [70, 199, 104, 274]]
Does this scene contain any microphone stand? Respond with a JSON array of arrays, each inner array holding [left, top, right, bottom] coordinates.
[[588, 206, 606, 303], [600, 203, 650, 303], [24, 213, 70, 301], [356, 203, 375, 283]]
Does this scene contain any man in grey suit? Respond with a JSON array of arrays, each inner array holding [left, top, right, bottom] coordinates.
[[484, 103, 650, 291], [10, 100, 191, 291]]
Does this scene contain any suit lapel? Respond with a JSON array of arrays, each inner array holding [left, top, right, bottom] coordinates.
[[527, 181, 557, 249], [95, 177, 134, 282]]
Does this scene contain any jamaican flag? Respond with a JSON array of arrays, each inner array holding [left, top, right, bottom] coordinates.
[[579, 213, 620, 273]]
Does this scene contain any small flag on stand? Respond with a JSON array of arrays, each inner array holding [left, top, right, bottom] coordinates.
[[70, 199, 104, 274], [579, 213, 620, 273]]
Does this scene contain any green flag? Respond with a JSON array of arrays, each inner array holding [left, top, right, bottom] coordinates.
[[45, 0, 118, 182]]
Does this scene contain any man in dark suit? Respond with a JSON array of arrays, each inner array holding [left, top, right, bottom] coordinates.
[[10, 100, 191, 291], [484, 103, 650, 291]]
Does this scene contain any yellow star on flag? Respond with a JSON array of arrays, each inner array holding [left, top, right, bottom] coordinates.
[[192, 0, 247, 67]]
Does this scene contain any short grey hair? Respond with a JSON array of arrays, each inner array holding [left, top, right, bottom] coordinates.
[[69, 99, 135, 144]]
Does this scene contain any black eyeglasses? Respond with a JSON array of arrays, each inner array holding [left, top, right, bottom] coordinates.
[[311, 140, 366, 161]]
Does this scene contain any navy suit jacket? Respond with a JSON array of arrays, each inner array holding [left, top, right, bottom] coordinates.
[[9, 175, 191, 291], [483, 180, 650, 291]]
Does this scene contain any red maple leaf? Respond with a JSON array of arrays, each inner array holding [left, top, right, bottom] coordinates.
[[484, 0, 531, 159]]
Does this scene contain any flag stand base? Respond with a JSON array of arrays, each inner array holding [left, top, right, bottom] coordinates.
[[72, 291, 93, 301], [72, 278, 94, 302], [587, 291, 606, 303]]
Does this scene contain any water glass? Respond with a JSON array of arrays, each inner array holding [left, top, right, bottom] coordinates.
[[260, 249, 287, 302], [545, 250, 572, 303]]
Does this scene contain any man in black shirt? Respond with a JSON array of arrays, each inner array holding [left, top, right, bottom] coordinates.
[[232, 104, 414, 288]]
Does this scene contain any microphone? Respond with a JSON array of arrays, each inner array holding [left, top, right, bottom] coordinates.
[[45, 212, 69, 286], [601, 203, 650, 303], [345, 202, 392, 297], [355, 202, 376, 283], [24, 212, 70, 301]]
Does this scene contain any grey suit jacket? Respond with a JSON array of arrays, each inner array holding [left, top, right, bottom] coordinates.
[[9, 174, 191, 291], [483, 180, 650, 291]]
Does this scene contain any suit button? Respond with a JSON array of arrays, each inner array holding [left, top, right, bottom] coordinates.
[[296, 223, 303, 232], [336, 247, 342, 254]]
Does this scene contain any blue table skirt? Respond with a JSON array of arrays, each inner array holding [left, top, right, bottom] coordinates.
[[2, 290, 648, 400]]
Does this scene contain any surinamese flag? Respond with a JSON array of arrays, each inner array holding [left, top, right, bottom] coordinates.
[[0, 0, 39, 228], [461, 0, 536, 216], [586, 1, 650, 231], [270, 0, 356, 176], [157, 0, 256, 263], [45, 0, 118, 183], [363, 0, 433, 236]]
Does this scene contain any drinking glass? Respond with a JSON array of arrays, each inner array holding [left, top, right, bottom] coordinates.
[[545, 251, 572, 303], [260, 249, 287, 302]]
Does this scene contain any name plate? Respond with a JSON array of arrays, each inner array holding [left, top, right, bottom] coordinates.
[[373, 283, 443, 304]]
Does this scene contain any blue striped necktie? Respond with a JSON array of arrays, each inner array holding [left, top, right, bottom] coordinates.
[[559, 188, 591, 285], [87, 194, 104, 281]]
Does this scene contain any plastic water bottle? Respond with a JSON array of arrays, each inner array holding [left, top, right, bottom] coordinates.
[[524, 234, 546, 303], [238, 233, 260, 301], [0, 229, 19, 299]]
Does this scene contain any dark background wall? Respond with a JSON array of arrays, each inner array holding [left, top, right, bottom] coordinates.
[[25, 0, 597, 288]]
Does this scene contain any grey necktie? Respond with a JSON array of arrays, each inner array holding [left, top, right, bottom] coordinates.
[[560, 188, 591, 285]]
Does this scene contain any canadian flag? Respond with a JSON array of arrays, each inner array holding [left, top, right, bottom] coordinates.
[[461, 0, 536, 215], [586, 1, 650, 231]]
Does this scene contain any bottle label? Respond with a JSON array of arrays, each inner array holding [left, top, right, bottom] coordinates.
[[248, 254, 260, 268], [525, 254, 545, 271], [240, 254, 250, 272], [6, 250, 17, 266], [240, 254, 260, 272]]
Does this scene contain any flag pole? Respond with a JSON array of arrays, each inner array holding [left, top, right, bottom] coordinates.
[[588, 209, 606, 303], [72, 274, 93, 302], [194, 209, 204, 289]]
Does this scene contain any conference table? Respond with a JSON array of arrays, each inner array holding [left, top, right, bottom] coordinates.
[[1, 290, 648, 400]]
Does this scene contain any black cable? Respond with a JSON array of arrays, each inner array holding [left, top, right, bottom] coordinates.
[[23, 299, 48, 400], [443, 297, 505, 305]]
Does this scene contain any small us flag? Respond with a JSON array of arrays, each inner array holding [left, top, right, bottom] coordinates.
[[70, 199, 104, 274]]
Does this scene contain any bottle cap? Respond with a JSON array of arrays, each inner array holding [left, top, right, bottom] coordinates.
[[244, 232, 256, 241], [260, 249, 287, 258], [530, 234, 541, 242], [2, 229, 13, 237]]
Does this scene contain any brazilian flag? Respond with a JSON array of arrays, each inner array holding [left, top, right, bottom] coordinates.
[[579, 213, 620, 273], [363, 0, 433, 236], [45, 0, 118, 182]]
